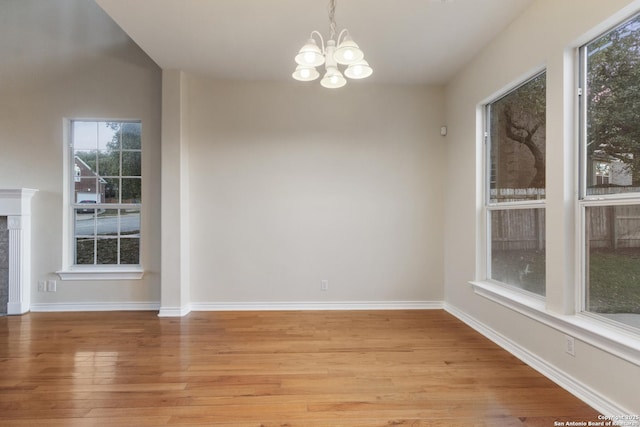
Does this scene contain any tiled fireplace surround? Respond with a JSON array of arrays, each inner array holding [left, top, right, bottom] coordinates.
[[0, 189, 37, 315]]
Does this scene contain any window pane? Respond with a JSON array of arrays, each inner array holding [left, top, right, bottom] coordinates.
[[490, 208, 546, 296], [121, 178, 141, 203], [74, 150, 96, 174], [73, 121, 98, 151], [75, 239, 95, 264], [104, 178, 120, 204], [120, 209, 140, 236], [98, 122, 118, 151], [97, 150, 120, 177], [120, 238, 140, 264], [122, 151, 141, 176], [74, 178, 99, 203], [97, 238, 118, 264], [121, 122, 141, 150], [489, 73, 546, 203], [585, 205, 640, 329], [585, 14, 640, 196], [75, 209, 95, 237], [97, 209, 119, 236]]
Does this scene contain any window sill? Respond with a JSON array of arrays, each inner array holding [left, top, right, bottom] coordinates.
[[470, 280, 640, 367], [57, 266, 144, 281]]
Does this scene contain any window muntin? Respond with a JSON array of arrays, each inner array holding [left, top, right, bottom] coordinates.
[[485, 72, 546, 296], [71, 120, 141, 266], [580, 13, 640, 331]]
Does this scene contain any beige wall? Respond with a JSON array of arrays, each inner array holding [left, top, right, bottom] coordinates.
[[0, 0, 162, 305], [444, 0, 640, 413], [185, 77, 445, 304]]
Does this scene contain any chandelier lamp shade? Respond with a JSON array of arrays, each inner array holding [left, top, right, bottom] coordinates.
[[292, 0, 372, 88]]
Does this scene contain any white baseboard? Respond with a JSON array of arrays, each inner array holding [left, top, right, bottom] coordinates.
[[27, 300, 442, 315], [444, 302, 634, 418], [190, 300, 443, 312], [30, 302, 160, 312]]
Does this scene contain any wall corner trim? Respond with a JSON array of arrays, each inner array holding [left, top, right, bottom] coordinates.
[[158, 304, 192, 317]]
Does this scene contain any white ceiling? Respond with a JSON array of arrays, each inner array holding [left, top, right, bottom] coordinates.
[[95, 0, 534, 85]]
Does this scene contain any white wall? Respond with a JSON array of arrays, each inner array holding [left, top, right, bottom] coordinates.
[[185, 77, 445, 305], [444, 0, 640, 413], [0, 0, 162, 307]]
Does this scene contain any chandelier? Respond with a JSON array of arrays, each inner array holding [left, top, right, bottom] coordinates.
[[292, 0, 372, 88]]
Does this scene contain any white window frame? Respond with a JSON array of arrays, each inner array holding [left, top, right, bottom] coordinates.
[[479, 71, 547, 301], [470, 16, 640, 369], [57, 118, 144, 281], [577, 14, 640, 335]]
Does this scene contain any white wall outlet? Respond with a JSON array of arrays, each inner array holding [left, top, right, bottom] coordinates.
[[47, 280, 57, 292], [38, 281, 46, 292], [565, 335, 575, 356], [321, 280, 329, 291]]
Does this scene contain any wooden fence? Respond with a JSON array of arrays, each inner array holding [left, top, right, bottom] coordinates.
[[491, 208, 545, 251], [586, 205, 640, 249], [491, 188, 640, 250], [490, 188, 545, 203]]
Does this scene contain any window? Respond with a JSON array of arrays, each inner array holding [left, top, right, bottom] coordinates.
[[580, 13, 640, 330], [484, 72, 546, 297], [70, 120, 141, 268]]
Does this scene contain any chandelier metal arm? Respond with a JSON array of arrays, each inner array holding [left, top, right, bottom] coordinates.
[[336, 29, 349, 45], [309, 30, 326, 53]]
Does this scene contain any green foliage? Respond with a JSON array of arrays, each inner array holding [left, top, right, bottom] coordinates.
[[587, 15, 640, 184], [503, 73, 546, 128], [75, 122, 141, 203], [588, 249, 640, 314], [492, 248, 640, 313]]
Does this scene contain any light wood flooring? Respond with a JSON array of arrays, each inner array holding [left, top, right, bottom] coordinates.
[[0, 310, 600, 426]]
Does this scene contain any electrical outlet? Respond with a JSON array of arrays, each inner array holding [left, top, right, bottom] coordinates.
[[565, 335, 575, 356], [38, 281, 46, 292], [321, 280, 329, 291], [47, 280, 57, 292]]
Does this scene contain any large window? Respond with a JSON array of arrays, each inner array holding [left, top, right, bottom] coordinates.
[[580, 14, 640, 330], [70, 120, 141, 267], [485, 72, 546, 297]]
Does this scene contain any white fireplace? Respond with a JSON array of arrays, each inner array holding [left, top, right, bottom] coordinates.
[[0, 189, 37, 315]]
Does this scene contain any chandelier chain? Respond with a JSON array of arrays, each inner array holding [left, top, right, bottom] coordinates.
[[328, 0, 337, 40]]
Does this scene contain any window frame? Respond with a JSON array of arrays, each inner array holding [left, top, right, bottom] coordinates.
[[577, 13, 640, 333], [578, 199, 640, 336], [57, 118, 144, 281], [481, 70, 547, 300], [471, 14, 640, 369]]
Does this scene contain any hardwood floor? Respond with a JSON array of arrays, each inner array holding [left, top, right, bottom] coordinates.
[[0, 310, 599, 426]]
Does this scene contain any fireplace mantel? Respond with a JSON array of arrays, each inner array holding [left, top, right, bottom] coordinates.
[[0, 188, 37, 315]]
